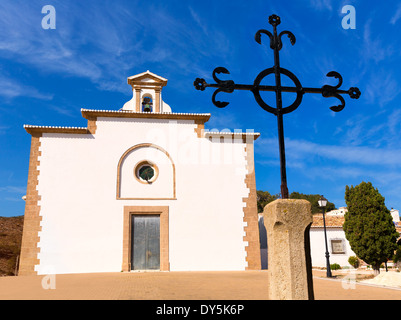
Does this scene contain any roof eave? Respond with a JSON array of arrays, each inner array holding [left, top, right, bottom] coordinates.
[[80, 109, 211, 123], [23, 125, 89, 135]]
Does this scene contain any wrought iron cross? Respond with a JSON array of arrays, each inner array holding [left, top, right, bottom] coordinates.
[[194, 14, 361, 199]]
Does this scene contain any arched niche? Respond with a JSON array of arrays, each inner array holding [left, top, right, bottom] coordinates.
[[141, 94, 154, 112], [117, 143, 176, 200]]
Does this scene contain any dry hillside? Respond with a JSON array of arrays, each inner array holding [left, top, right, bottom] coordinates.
[[0, 216, 24, 276]]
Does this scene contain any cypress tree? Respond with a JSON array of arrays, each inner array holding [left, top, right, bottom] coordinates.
[[343, 182, 398, 275]]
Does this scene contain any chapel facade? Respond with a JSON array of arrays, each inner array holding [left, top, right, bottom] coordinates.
[[19, 71, 261, 275]]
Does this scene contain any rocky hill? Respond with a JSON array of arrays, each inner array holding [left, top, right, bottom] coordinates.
[[0, 216, 24, 276]]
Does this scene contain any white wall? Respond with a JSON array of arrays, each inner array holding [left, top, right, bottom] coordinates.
[[309, 228, 356, 268], [35, 117, 251, 274], [391, 209, 400, 222]]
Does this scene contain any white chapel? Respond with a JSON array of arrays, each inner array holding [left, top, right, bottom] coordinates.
[[19, 71, 261, 275]]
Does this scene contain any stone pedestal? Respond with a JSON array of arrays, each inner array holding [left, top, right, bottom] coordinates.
[[263, 199, 314, 300]]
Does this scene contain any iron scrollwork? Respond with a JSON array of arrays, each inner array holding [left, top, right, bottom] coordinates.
[[193, 14, 361, 198], [194, 14, 361, 115]]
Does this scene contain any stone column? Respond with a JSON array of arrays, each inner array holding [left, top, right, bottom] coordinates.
[[263, 199, 314, 300], [155, 88, 161, 113], [135, 88, 141, 112]]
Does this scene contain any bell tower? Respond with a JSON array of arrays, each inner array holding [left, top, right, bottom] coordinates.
[[122, 71, 171, 113]]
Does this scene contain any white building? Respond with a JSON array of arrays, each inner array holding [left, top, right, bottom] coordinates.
[[309, 209, 401, 268], [309, 215, 356, 268], [326, 206, 348, 216], [19, 71, 262, 275], [391, 208, 400, 223]]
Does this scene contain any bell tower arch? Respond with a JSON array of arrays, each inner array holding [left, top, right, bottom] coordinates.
[[122, 70, 171, 113]]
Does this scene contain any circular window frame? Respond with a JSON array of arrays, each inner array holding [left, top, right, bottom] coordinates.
[[134, 160, 159, 184]]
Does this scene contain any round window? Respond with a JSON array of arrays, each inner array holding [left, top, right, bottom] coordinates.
[[134, 161, 158, 184], [138, 165, 154, 181]]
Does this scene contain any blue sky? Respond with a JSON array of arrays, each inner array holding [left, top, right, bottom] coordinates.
[[1, 0, 401, 217]]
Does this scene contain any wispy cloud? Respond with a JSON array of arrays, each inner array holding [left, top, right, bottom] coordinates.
[[360, 19, 395, 65], [4, 197, 23, 202], [390, 3, 401, 24], [0, 2, 137, 93], [0, 73, 53, 101], [0, 186, 26, 194], [308, 0, 333, 11], [364, 71, 401, 107], [47, 104, 75, 117], [387, 109, 401, 135], [188, 6, 209, 36], [256, 137, 401, 167], [336, 109, 401, 148], [205, 112, 242, 130], [0, 2, 233, 96], [255, 135, 401, 208], [0, 186, 26, 203], [0, 126, 9, 134]]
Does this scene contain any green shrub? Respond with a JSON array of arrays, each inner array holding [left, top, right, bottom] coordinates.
[[348, 256, 360, 269], [393, 247, 401, 263], [330, 263, 341, 270]]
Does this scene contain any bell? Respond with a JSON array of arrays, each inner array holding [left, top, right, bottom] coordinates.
[[143, 104, 152, 112]]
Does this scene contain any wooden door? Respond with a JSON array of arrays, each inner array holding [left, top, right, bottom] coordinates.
[[131, 215, 160, 270]]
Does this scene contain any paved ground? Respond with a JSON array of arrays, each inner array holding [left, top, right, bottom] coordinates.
[[0, 270, 401, 300]]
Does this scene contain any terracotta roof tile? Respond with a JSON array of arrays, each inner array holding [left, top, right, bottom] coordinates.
[[311, 215, 345, 228]]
